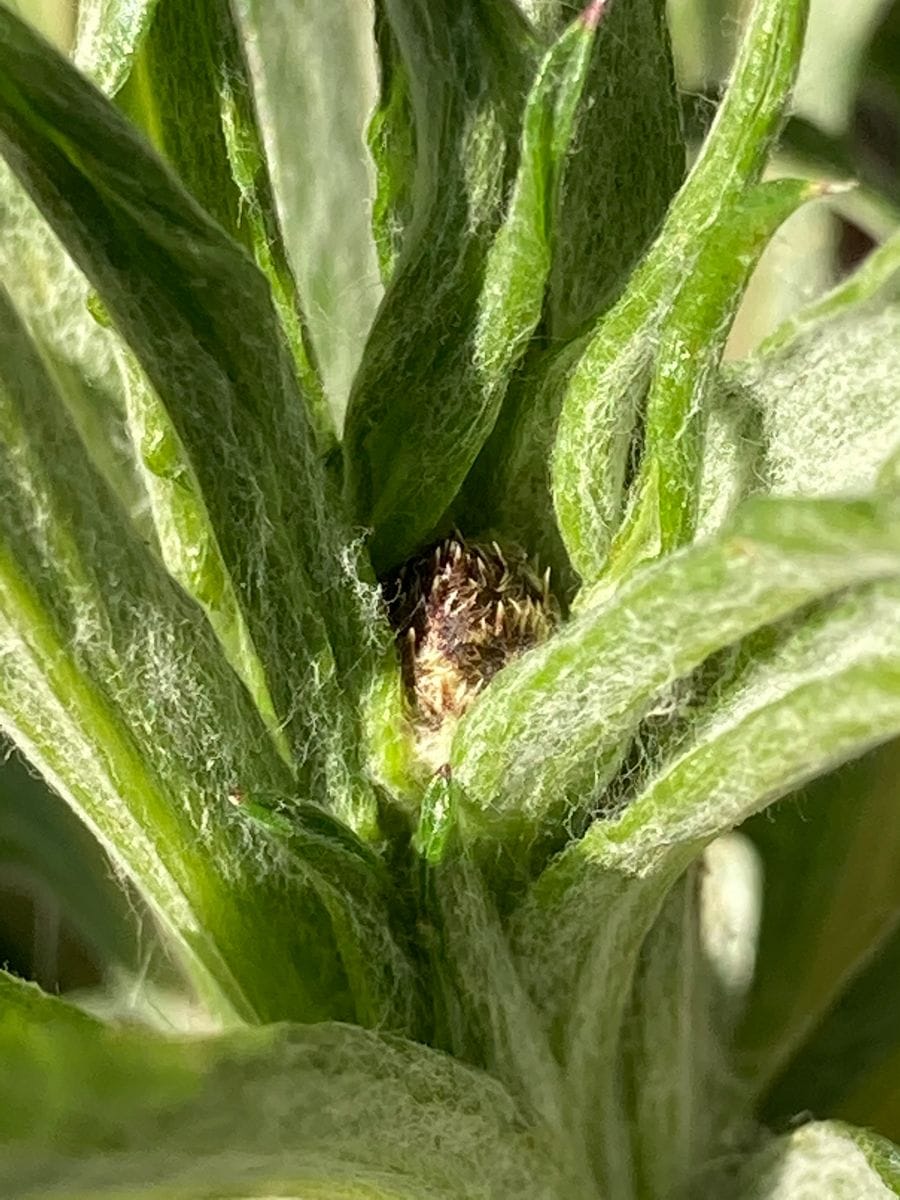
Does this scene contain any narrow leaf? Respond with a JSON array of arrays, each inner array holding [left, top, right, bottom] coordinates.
[[342, 0, 534, 572], [760, 224, 900, 353], [0, 161, 147, 531], [0, 287, 416, 1029], [0, 8, 381, 835], [552, 0, 810, 581], [451, 493, 900, 870], [509, 578, 900, 1192], [547, 0, 684, 340], [624, 868, 720, 1200], [114, 0, 331, 447], [367, 0, 416, 283], [0, 975, 563, 1200], [603, 178, 823, 580], [230, 0, 383, 410]]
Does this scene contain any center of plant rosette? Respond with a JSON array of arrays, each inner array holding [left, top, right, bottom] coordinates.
[[384, 536, 558, 767]]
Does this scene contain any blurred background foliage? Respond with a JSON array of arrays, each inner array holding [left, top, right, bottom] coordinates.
[[3, 0, 900, 1133]]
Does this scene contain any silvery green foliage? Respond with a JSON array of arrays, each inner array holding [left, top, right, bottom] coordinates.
[[2, 0, 900, 1197]]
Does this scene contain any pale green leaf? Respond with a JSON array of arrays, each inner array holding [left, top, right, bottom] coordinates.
[[730, 1122, 900, 1199], [0, 161, 148, 531], [508, 573, 900, 1190], [623, 868, 722, 1200], [454, 0, 684, 578], [552, 0, 810, 582], [451, 493, 900, 871], [721, 300, 900, 505], [73, 0, 158, 94], [760, 224, 900, 353], [0, 974, 563, 1200], [115, 0, 331, 448], [604, 178, 822, 581], [230, 0, 382, 412]]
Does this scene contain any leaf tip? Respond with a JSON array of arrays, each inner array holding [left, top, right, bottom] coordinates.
[[580, 0, 607, 32]]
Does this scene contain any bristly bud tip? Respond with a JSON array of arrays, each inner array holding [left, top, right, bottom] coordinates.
[[383, 534, 559, 768]]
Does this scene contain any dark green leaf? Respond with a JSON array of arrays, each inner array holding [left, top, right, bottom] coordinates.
[[341, 0, 535, 572]]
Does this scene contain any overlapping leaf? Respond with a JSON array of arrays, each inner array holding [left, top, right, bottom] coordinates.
[[552, 0, 811, 582], [510, 574, 900, 1191], [0, 8, 383, 836], [451, 493, 900, 868], [0, 974, 563, 1200], [0, 284, 416, 1029]]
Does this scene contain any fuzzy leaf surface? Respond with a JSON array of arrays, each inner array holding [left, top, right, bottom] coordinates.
[[715, 288, 900, 514], [342, 0, 535, 572], [0, 974, 563, 1200], [509, 576, 900, 1191], [115, 0, 330, 446], [552, 0, 810, 581], [368, 0, 416, 283], [0, 8, 382, 835], [454, 0, 683, 565], [546, 0, 684, 340], [451, 493, 900, 865], [730, 1122, 900, 1199], [604, 178, 821, 579], [73, 0, 158, 94], [0, 161, 146, 529], [0, 287, 416, 1029]]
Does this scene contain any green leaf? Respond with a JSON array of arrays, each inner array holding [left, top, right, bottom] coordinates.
[[603, 178, 823, 580], [0, 285, 416, 1029], [730, 1122, 900, 1199], [114, 0, 331, 449], [736, 739, 900, 1107], [367, 0, 416, 283], [546, 0, 684, 341], [0, 7, 383, 836], [0, 974, 564, 1200], [622, 868, 721, 1200], [0, 748, 146, 985], [342, 0, 535, 572], [229, 0, 383, 412], [759, 224, 900, 353], [552, 0, 810, 582], [451, 493, 900, 872], [509, 576, 900, 1192], [454, 0, 683, 569], [720, 300, 900, 507], [0, 161, 148, 532]]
